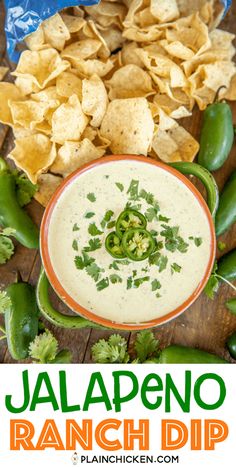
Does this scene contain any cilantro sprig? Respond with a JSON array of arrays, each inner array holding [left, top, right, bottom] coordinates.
[[0, 228, 16, 265]]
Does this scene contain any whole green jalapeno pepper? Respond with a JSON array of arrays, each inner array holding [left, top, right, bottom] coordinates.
[[158, 345, 227, 364], [4, 275, 39, 360], [36, 268, 104, 329], [169, 162, 219, 218], [0, 158, 39, 249], [226, 298, 236, 314], [215, 170, 236, 236], [217, 248, 236, 282], [198, 98, 234, 172], [226, 332, 236, 360]]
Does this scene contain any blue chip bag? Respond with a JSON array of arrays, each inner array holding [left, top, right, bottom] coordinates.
[[4, 0, 232, 63]]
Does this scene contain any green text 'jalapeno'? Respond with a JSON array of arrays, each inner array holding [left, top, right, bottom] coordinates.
[[122, 228, 155, 261], [116, 209, 147, 238], [105, 232, 126, 259]]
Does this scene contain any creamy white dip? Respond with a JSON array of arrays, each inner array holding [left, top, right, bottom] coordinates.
[[47, 160, 212, 324]]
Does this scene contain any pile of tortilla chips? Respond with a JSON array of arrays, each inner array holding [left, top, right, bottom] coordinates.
[[0, 0, 235, 206]]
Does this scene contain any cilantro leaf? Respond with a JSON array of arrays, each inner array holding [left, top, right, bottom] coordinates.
[[92, 334, 129, 363], [127, 179, 139, 200], [158, 214, 170, 223], [83, 238, 102, 252], [74, 252, 95, 270], [160, 224, 188, 253], [115, 182, 124, 192], [189, 236, 203, 247], [110, 274, 122, 284], [0, 236, 14, 264], [29, 330, 58, 363], [133, 276, 150, 288], [107, 220, 116, 229], [127, 276, 133, 289], [86, 262, 103, 282], [151, 279, 161, 291], [101, 210, 114, 229], [171, 263, 182, 274], [134, 331, 159, 363], [145, 207, 159, 222], [149, 252, 168, 272], [109, 259, 130, 270], [72, 239, 78, 251], [85, 212, 95, 219], [87, 193, 96, 203], [125, 202, 142, 211], [96, 277, 109, 291], [0, 291, 11, 314], [204, 275, 220, 300], [13, 171, 38, 207], [72, 223, 80, 231], [88, 223, 103, 236], [150, 230, 158, 237]]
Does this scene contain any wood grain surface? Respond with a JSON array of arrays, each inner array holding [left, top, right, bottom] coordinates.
[[0, 2, 236, 363]]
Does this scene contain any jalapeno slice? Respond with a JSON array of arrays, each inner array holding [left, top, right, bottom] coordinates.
[[122, 228, 155, 261], [105, 232, 126, 259], [116, 209, 147, 238]]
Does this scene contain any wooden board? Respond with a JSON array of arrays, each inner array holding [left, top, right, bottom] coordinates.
[[0, 2, 236, 363]]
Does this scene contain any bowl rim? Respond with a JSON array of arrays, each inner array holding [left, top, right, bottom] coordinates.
[[40, 154, 216, 330]]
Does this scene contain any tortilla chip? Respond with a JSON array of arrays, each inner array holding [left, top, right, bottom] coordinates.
[[220, 74, 236, 101], [100, 97, 154, 155], [8, 135, 57, 184], [56, 71, 82, 99], [31, 86, 62, 108], [166, 13, 210, 55], [209, 29, 235, 60], [9, 100, 49, 129], [42, 13, 70, 51], [98, 26, 125, 52], [153, 93, 192, 117], [51, 94, 88, 144], [60, 14, 85, 33], [70, 57, 114, 78], [34, 174, 62, 207], [136, 49, 186, 87], [84, 2, 127, 28], [122, 26, 163, 43], [82, 74, 108, 127], [12, 49, 70, 91], [200, 62, 236, 92], [152, 116, 199, 163], [0, 66, 9, 81], [106, 64, 153, 99], [119, 42, 144, 67], [163, 41, 194, 60], [51, 139, 105, 177], [0, 83, 23, 126], [61, 39, 102, 61], [85, 20, 111, 60], [150, 0, 179, 22], [24, 25, 47, 51]]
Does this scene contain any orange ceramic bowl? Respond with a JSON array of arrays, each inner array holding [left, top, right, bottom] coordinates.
[[40, 155, 216, 330]]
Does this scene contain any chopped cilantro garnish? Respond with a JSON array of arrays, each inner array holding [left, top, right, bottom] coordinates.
[[13, 170, 38, 207], [0, 228, 15, 265], [115, 182, 124, 192], [87, 193, 96, 203], [85, 212, 95, 219], [139, 190, 159, 210], [72, 223, 80, 231], [107, 220, 116, 229], [151, 279, 161, 291], [110, 274, 122, 284], [149, 252, 168, 272], [125, 202, 142, 211], [158, 214, 170, 223], [72, 239, 78, 251], [127, 276, 133, 289], [83, 238, 102, 252], [145, 207, 159, 222], [132, 270, 137, 277], [109, 259, 130, 270], [133, 276, 150, 288], [171, 263, 182, 274], [96, 277, 109, 291], [160, 224, 189, 253], [189, 236, 203, 247], [101, 210, 114, 229], [150, 230, 158, 237], [74, 252, 95, 270], [88, 223, 103, 236], [127, 179, 139, 200], [86, 262, 103, 282]]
